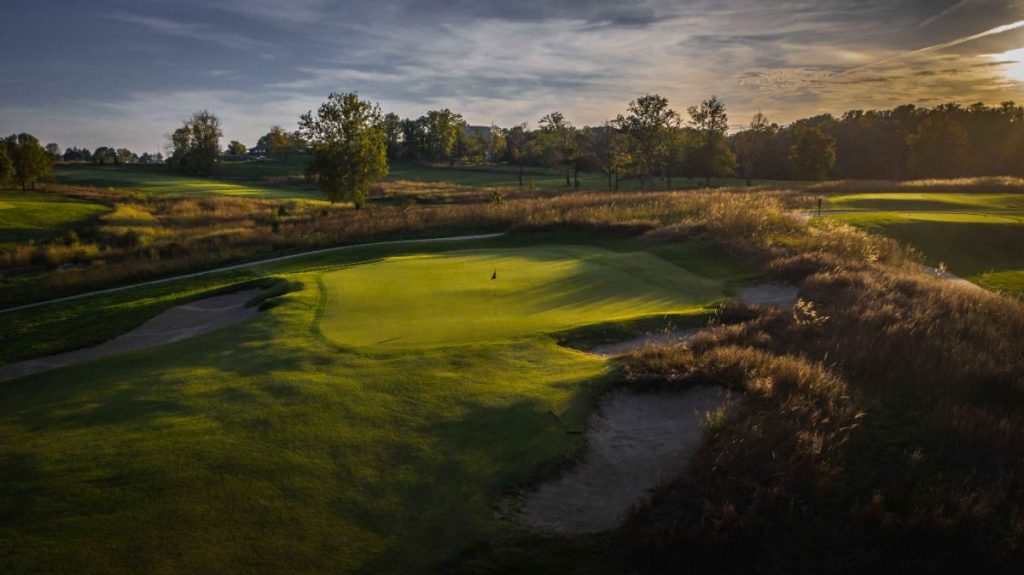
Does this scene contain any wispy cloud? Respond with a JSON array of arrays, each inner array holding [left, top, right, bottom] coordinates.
[[842, 18, 1024, 76], [918, 0, 979, 28], [104, 13, 274, 52]]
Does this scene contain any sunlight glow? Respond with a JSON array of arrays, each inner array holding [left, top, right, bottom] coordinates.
[[994, 47, 1024, 83]]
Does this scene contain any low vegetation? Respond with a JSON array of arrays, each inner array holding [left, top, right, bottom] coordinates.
[[612, 210, 1024, 573]]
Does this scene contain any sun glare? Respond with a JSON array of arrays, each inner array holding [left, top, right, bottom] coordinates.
[[995, 47, 1024, 83]]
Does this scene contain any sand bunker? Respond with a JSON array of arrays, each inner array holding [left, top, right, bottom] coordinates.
[[521, 387, 727, 534], [920, 264, 982, 291], [581, 284, 798, 358], [587, 329, 700, 357], [739, 283, 799, 309], [0, 289, 263, 382]]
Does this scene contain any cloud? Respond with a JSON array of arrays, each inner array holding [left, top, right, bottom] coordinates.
[[919, 0, 978, 28], [103, 13, 274, 52], [844, 18, 1024, 76], [6, 0, 1024, 149]]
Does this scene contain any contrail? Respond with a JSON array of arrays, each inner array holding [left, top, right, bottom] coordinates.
[[918, 0, 975, 29], [839, 19, 1024, 76]]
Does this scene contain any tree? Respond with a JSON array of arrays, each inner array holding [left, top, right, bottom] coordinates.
[[227, 140, 247, 155], [506, 123, 529, 188], [5, 133, 54, 190], [688, 96, 736, 185], [299, 92, 388, 208], [92, 146, 116, 165], [266, 125, 296, 161], [115, 148, 136, 164], [618, 94, 679, 190], [590, 123, 624, 191], [907, 114, 968, 178], [421, 109, 465, 165], [0, 141, 13, 187], [45, 143, 61, 160], [788, 125, 836, 181], [63, 147, 92, 162], [661, 126, 694, 190], [733, 111, 775, 186], [169, 110, 222, 176], [488, 125, 507, 164], [381, 113, 403, 160], [538, 112, 577, 187]]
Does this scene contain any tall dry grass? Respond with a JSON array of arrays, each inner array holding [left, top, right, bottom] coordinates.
[[616, 193, 1024, 573], [808, 176, 1024, 195]]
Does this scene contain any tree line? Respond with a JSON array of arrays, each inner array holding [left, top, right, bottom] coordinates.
[[732, 102, 1024, 181], [155, 94, 1024, 206], [0, 134, 55, 191]]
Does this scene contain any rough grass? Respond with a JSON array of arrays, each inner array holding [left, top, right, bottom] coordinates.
[[612, 207, 1024, 573], [0, 190, 110, 247]]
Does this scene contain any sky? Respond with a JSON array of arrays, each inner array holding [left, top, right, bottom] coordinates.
[[3, 0, 1024, 152]]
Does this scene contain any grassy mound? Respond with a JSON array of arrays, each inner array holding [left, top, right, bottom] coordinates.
[[0, 190, 109, 247], [318, 246, 725, 348]]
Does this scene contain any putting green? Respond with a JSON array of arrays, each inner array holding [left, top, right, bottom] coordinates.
[[319, 246, 726, 347]]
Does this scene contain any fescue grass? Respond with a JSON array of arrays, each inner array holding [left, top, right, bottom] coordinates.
[[609, 204, 1024, 573], [0, 189, 110, 247]]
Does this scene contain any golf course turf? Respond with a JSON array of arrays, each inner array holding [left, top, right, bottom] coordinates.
[[319, 246, 727, 348], [55, 165, 319, 200], [0, 190, 110, 247], [0, 235, 748, 574], [825, 192, 1024, 295]]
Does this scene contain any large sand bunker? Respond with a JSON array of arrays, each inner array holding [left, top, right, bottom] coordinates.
[[521, 387, 727, 533], [0, 289, 262, 382]]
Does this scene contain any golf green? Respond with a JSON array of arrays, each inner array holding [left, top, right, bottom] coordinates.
[[319, 246, 727, 348]]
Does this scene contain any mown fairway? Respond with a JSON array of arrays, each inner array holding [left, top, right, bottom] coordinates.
[[0, 236, 748, 574], [55, 165, 319, 199], [218, 158, 797, 191], [825, 192, 1024, 294], [0, 190, 109, 247]]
